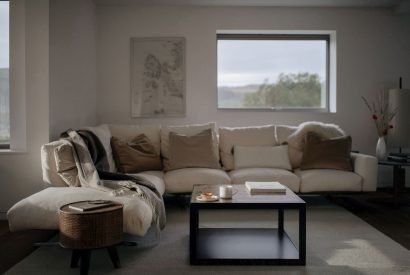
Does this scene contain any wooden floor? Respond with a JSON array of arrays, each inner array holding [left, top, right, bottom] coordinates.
[[1, 189, 410, 273], [0, 221, 56, 274]]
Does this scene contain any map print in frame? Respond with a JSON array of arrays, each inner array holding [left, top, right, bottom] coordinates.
[[131, 37, 186, 117]]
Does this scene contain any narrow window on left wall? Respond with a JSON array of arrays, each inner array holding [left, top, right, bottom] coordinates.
[[0, 0, 9, 149]]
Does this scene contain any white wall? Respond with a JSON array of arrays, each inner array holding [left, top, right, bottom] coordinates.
[[96, 5, 410, 157], [0, 0, 49, 217], [49, 0, 97, 140]]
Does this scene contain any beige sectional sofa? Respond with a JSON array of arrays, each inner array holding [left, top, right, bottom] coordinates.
[[42, 122, 378, 194], [7, 122, 377, 236]]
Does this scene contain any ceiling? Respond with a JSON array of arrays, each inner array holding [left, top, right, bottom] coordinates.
[[94, 0, 410, 13]]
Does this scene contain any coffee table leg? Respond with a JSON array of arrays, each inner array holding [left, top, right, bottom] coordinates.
[[190, 205, 199, 264], [107, 246, 121, 268], [70, 250, 81, 268], [278, 208, 284, 235], [80, 250, 91, 275], [299, 206, 306, 265]]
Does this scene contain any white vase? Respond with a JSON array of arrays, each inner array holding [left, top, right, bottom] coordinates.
[[376, 136, 387, 160]]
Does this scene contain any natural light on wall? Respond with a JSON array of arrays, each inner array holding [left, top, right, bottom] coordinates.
[[0, 1, 9, 146], [217, 33, 330, 111]]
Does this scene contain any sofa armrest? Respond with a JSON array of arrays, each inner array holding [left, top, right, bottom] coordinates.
[[350, 153, 378, 191]]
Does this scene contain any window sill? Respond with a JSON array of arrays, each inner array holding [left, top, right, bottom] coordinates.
[[0, 149, 27, 155]]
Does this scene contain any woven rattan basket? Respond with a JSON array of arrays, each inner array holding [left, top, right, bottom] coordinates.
[[59, 201, 123, 250]]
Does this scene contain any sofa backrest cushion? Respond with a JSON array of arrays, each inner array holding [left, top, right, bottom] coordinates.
[[234, 145, 292, 170], [41, 140, 71, 187], [54, 141, 80, 187], [168, 129, 220, 170], [219, 125, 276, 171], [161, 122, 220, 171], [109, 124, 161, 156]]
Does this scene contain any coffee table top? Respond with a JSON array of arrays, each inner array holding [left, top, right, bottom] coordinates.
[[190, 184, 305, 206]]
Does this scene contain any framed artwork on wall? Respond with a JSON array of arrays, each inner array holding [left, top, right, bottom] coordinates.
[[130, 37, 186, 118]]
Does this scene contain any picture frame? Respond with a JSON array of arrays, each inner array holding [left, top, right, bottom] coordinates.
[[130, 37, 186, 118]]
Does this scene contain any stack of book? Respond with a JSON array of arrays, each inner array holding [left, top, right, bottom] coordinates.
[[387, 153, 410, 163], [68, 200, 114, 212], [245, 181, 287, 195]]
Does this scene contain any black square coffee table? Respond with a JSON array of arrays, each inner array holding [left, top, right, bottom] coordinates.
[[189, 184, 306, 265]]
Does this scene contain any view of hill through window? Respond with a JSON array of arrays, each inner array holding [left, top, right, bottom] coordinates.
[[217, 37, 328, 109], [0, 1, 9, 145]]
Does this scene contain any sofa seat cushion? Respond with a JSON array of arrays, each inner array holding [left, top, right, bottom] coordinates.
[[295, 169, 362, 193], [229, 168, 300, 192], [129, 171, 165, 195], [7, 187, 153, 236], [164, 168, 230, 193]]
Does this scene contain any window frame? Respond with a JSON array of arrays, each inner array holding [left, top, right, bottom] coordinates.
[[0, 0, 10, 150], [216, 32, 331, 112]]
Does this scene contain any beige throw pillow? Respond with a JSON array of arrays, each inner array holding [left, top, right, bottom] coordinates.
[[111, 134, 162, 173], [168, 129, 220, 171], [219, 125, 276, 171], [161, 122, 220, 170], [234, 145, 292, 170], [300, 132, 353, 171], [54, 142, 80, 187]]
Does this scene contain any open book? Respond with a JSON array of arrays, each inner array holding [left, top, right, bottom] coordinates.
[[245, 181, 287, 194]]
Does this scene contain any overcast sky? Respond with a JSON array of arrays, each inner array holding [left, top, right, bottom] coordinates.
[[0, 2, 9, 69], [217, 40, 326, 87]]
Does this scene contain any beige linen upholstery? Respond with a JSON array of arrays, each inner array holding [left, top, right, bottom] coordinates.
[[219, 125, 276, 171], [295, 169, 362, 192], [275, 125, 297, 145], [351, 153, 378, 191], [130, 171, 166, 195], [229, 168, 300, 192], [234, 145, 292, 170], [7, 187, 153, 236], [109, 124, 161, 155], [54, 142, 80, 187], [41, 140, 71, 187], [161, 123, 220, 170], [164, 168, 230, 193]]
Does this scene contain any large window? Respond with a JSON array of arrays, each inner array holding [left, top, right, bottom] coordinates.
[[217, 33, 330, 111], [0, 1, 9, 148]]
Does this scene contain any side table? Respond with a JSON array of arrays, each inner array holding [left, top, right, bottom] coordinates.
[[59, 201, 123, 275], [378, 160, 410, 206]]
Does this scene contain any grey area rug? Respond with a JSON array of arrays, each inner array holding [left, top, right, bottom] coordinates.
[[6, 203, 410, 275]]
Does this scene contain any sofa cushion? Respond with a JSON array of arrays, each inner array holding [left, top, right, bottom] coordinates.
[[219, 125, 276, 171], [54, 142, 80, 187], [161, 122, 220, 171], [275, 125, 297, 145], [41, 140, 72, 187], [168, 129, 220, 170], [295, 169, 362, 193], [130, 171, 165, 195], [83, 124, 117, 172], [111, 135, 162, 173], [300, 132, 353, 171], [109, 124, 161, 155], [164, 168, 230, 193], [229, 168, 300, 192], [234, 145, 292, 170], [7, 187, 153, 236]]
